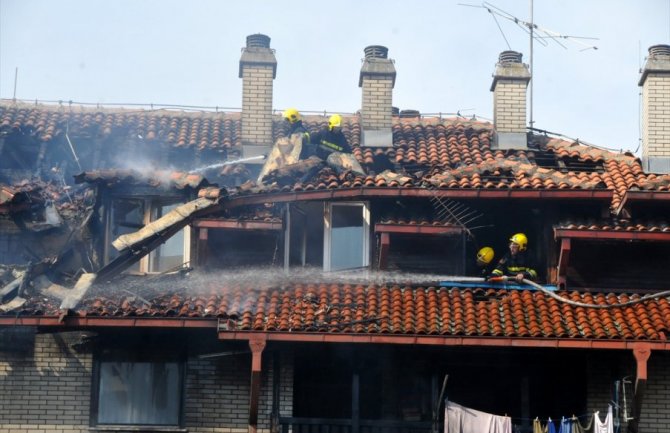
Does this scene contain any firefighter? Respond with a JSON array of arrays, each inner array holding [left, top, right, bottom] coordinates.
[[309, 114, 351, 159], [475, 246, 495, 278], [283, 108, 310, 141], [490, 233, 538, 282]]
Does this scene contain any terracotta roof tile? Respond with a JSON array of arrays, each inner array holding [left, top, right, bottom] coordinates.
[[7, 284, 670, 341]]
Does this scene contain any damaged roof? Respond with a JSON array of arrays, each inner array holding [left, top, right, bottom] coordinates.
[[74, 169, 209, 190], [3, 102, 670, 211], [3, 281, 670, 341]]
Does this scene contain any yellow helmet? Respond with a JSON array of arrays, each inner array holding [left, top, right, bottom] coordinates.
[[283, 108, 301, 124], [476, 247, 495, 265], [509, 233, 528, 251], [328, 114, 342, 131]]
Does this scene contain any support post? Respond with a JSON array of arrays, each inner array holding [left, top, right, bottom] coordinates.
[[197, 228, 209, 266], [248, 336, 267, 433], [628, 344, 652, 433], [556, 237, 571, 288], [378, 232, 390, 270]]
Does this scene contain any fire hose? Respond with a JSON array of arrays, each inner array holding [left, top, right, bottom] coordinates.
[[488, 276, 670, 309]]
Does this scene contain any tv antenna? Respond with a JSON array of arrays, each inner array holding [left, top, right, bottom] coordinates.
[[460, 1, 598, 128]]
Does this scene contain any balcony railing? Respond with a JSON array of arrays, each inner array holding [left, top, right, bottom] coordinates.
[[279, 417, 436, 433]]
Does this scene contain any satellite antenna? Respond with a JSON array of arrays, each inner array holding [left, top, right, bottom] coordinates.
[[460, 1, 598, 127]]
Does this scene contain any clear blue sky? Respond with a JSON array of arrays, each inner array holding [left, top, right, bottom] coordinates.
[[1, 0, 669, 153]]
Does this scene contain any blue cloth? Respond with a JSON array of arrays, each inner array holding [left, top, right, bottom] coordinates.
[[547, 419, 557, 433]]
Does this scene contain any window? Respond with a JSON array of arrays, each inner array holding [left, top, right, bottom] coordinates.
[[324, 202, 370, 272], [106, 197, 191, 273], [96, 361, 182, 426]]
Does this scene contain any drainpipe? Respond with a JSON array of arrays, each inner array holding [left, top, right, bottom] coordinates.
[[627, 344, 652, 433], [248, 335, 267, 433]]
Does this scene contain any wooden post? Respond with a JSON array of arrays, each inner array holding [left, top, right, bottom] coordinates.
[[378, 232, 390, 270], [197, 228, 209, 266], [556, 238, 571, 289]]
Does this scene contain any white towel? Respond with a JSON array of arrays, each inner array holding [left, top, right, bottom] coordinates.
[[445, 401, 512, 433], [593, 405, 614, 433]]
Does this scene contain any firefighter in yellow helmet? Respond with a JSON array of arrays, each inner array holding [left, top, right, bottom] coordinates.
[[283, 108, 310, 141], [309, 113, 351, 159], [475, 246, 495, 278], [490, 233, 538, 282]]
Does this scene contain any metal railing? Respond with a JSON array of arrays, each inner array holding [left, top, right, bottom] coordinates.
[[279, 417, 435, 433]]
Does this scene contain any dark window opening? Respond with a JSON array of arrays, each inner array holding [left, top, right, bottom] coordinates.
[[384, 234, 465, 274], [291, 345, 589, 425], [567, 240, 670, 291], [93, 332, 185, 428], [205, 229, 282, 268]]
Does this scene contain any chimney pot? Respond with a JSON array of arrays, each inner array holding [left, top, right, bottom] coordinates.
[[648, 44, 670, 58], [246, 34, 271, 49], [498, 50, 523, 65], [364, 45, 389, 59]]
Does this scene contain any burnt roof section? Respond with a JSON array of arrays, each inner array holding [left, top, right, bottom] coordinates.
[[3, 102, 670, 212], [74, 169, 209, 190]]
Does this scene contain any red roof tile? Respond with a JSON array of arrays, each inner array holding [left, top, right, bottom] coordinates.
[[7, 284, 670, 341]]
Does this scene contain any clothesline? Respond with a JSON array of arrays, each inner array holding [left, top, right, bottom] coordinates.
[[444, 400, 615, 433]]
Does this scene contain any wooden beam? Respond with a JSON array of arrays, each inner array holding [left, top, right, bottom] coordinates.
[[628, 344, 652, 433], [197, 228, 209, 266], [194, 219, 283, 231], [378, 232, 390, 270], [248, 336, 267, 433], [375, 223, 464, 235], [556, 238, 571, 288], [223, 188, 613, 208], [554, 228, 670, 242]]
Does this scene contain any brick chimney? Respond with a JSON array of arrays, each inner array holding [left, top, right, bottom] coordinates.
[[239, 34, 277, 162], [359, 45, 396, 147], [490, 50, 531, 150], [639, 44, 670, 174]]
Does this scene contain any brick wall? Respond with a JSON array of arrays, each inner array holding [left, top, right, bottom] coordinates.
[[0, 328, 295, 433], [361, 77, 393, 130], [493, 79, 527, 133], [0, 329, 92, 433], [641, 73, 670, 159], [637, 351, 670, 432], [241, 65, 275, 147]]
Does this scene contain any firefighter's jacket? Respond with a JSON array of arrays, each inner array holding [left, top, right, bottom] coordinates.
[[307, 128, 351, 160], [491, 251, 538, 280]]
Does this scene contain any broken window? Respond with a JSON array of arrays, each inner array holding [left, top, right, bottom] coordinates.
[[106, 197, 190, 273], [96, 361, 182, 426]]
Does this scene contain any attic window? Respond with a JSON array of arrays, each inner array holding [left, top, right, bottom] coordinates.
[[106, 197, 191, 273]]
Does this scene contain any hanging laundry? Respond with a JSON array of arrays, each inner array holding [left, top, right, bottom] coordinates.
[[547, 417, 558, 433], [444, 401, 512, 433], [592, 405, 614, 433], [533, 418, 543, 433]]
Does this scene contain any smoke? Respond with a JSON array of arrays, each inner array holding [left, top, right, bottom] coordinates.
[[93, 266, 479, 297]]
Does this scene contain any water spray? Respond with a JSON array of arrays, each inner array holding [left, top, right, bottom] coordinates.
[[189, 155, 266, 174]]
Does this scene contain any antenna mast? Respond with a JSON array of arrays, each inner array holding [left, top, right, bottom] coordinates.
[[529, 0, 534, 127], [461, 1, 598, 128]]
